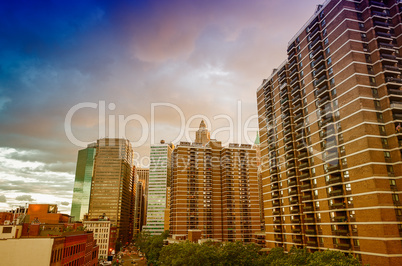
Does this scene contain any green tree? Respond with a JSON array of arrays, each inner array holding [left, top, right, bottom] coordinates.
[[306, 249, 361, 266], [217, 241, 261, 266], [159, 241, 219, 266]]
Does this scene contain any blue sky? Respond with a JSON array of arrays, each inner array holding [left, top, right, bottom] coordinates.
[[0, 0, 321, 213]]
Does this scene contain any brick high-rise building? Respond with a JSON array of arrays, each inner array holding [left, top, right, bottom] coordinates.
[[170, 121, 260, 242], [88, 138, 134, 245], [257, 0, 402, 264]]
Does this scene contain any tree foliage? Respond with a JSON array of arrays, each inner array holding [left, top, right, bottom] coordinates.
[[133, 230, 169, 265], [134, 232, 361, 266]]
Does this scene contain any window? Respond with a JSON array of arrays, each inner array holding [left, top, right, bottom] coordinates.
[[320, 11, 325, 18], [359, 22, 364, 29], [323, 28, 327, 37], [298, 54, 302, 60], [299, 62, 303, 68], [372, 88, 378, 97], [370, 77, 376, 85], [342, 158, 347, 166], [344, 171, 350, 178], [361, 33, 367, 39], [374, 100, 381, 110], [326, 47, 330, 55], [297, 45, 300, 52], [328, 68, 333, 75], [363, 43, 369, 52], [393, 194, 400, 202], [387, 165, 394, 175], [324, 38, 329, 45], [330, 78, 335, 87], [377, 113, 384, 122], [331, 88, 336, 97], [300, 70, 304, 77], [346, 183, 351, 191], [2, 227, 12, 233], [353, 239, 360, 246], [379, 125, 386, 135], [327, 57, 332, 65], [321, 19, 326, 27], [384, 151, 391, 158], [390, 179, 396, 186]]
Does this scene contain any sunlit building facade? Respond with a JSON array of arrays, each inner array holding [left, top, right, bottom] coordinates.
[[257, 0, 402, 264], [88, 138, 134, 244], [170, 121, 260, 242], [71, 143, 96, 221]]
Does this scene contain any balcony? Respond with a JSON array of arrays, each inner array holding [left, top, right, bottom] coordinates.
[[335, 229, 349, 236], [329, 189, 343, 197], [301, 183, 311, 190], [328, 176, 342, 184], [302, 194, 312, 201], [304, 205, 313, 212], [330, 202, 345, 209], [300, 173, 310, 180], [372, 10, 388, 17], [306, 229, 316, 235], [307, 240, 318, 246], [290, 208, 299, 214], [337, 243, 351, 250], [293, 238, 302, 243], [292, 228, 301, 233], [332, 216, 347, 222], [305, 217, 315, 223], [374, 19, 389, 28], [298, 152, 308, 159], [384, 65, 399, 72], [289, 189, 298, 196], [376, 31, 392, 39]]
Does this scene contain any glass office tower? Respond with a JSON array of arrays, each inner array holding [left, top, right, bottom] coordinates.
[[70, 143, 96, 221]]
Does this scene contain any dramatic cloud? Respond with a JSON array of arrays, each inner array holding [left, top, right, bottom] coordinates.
[[0, 195, 6, 203], [15, 195, 35, 202], [0, 0, 321, 213]]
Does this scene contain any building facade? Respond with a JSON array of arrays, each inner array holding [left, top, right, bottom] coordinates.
[[133, 167, 149, 235], [71, 143, 96, 222], [143, 141, 173, 235], [170, 121, 260, 242], [83, 220, 110, 260], [257, 0, 402, 264], [88, 138, 134, 244]]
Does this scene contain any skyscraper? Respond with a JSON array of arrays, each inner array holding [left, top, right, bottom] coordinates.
[[143, 141, 173, 236], [133, 167, 149, 235], [88, 138, 134, 244], [170, 121, 260, 242], [257, 0, 402, 264], [70, 143, 96, 221]]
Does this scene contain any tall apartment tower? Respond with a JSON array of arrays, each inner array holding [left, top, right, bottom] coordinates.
[[143, 141, 174, 235], [133, 167, 149, 235], [170, 121, 260, 242], [70, 142, 97, 221], [257, 1, 402, 265], [88, 138, 134, 244]]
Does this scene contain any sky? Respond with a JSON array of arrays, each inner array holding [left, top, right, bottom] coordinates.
[[0, 0, 321, 214]]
